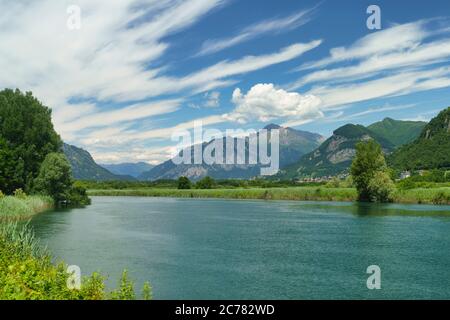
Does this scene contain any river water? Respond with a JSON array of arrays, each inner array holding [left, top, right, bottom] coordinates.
[[29, 196, 450, 299]]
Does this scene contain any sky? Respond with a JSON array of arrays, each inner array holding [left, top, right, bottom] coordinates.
[[1, 0, 450, 164]]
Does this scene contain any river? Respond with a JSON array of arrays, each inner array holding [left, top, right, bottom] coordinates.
[[29, 196, 450, 299]]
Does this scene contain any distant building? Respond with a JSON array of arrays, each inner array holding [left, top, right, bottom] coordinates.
[[400, 171, 411, 180]]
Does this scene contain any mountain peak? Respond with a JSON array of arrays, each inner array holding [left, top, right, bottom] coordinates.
[[264, 123, 282, 130]]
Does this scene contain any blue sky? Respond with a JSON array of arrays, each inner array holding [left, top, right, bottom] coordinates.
[[1, 0, 450, 164]]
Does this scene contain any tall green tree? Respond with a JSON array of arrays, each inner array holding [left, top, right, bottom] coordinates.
[[33, 153, 73, 203], [351, 139, 395, 202], [0, 89, 61, 193]]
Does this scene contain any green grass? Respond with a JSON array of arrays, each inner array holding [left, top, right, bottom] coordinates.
[[88, 186, 450, 205], [0, 222, 152, 300], [0, 195, 54, 221], [393, 187, 450, 205], [89, 187, 358, 202]]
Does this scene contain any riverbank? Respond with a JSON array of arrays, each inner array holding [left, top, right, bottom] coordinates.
[[88, 187, 450, 205], [0, 195, 153, 300], [0, 195, 54, 221], [0, 222, 151, 300]]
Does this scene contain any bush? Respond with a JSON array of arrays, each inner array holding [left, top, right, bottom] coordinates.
[[177, 176, 191, 190], [0, 223, 152, 300], [367, 171, 395, 202], [13, 188, 27, 199], [33, 153, 72, 203], [67, 185, 91, 206], [195, 176, 215, 189]]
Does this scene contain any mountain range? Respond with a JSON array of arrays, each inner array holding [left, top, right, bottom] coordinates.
[[63, 108, 448, 181], [63, 143, 135, 181], [276, 123, 397, 179], [100, 162, 154, 178], [138, 124, 325, 181]]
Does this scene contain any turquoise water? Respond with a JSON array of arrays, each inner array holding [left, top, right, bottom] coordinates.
[[29, 197, 450, 299]]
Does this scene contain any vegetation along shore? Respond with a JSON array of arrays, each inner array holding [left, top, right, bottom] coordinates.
[[0, 90, 151, 300], [87, 186, 450, 205]]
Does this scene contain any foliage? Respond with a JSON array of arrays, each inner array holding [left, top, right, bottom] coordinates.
[[33, 153, 73, 203], [389, 107, 450, 170], [13, 188, 27, 199], [67, 183, 91, 206], [195, 176, 215, 189], [0, 223, 152, 300], [351, 140, 395, 202], [397, 169, 450, 188], [367, 171, 396, 202], [0, 89, 62, 194], [177, 176, 192, 190], [88, 186, 449, 205], [142, 281, 153, 300], [110, 270, 136, 300]]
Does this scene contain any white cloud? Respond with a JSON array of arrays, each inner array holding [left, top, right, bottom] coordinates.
[[180, 41, 322, 88], [290, 34, 450, 89], [91, 145, 177, 165], [0, 0, 323, 148], [310, 67, 450, 108], [224, 83, 323, 124], [298, 21, 429, 70], [287, 20, 450, 111], [196, 8, 314, 56]]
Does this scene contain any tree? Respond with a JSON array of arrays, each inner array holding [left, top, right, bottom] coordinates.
[[195, 176, 215, 189], [351, 139, 395, 202], [367, 171, 396, 202], [0, 89, 61, 193], [177, 176, 191, 190], [33, 153, 73, 203]]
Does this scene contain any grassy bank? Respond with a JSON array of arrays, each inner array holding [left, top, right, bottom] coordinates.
[[0, 195, 54, 221], [0, 222, 151, 300], [88, 186, 450, 205]]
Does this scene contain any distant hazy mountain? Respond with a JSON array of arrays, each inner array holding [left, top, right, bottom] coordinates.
[[63, 143, 134, 181], [277, 124, 395, 179], [389, 107, 450, 170], [368, 117, 426, 147], [139, 124, 324, 181], [101, 162, 154, 178]]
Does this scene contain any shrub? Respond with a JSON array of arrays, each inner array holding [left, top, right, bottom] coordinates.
[[177, 176, 191, 190], [325, 177, 341, 188], [0, 223, 151, 300], [367, 171, 395, 202], [33, 153, 72, 203], [195, 176, 215, 189], [13, 188, 27, 199]]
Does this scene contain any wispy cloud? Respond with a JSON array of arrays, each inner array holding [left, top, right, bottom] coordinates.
[[196, 7, 316, 56], [287, 20, 450, 111]]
